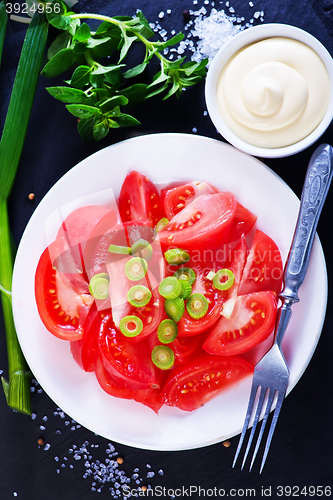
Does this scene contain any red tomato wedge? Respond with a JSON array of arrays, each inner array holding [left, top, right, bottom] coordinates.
[[98, 313, 159, 390], [94, 357, 163, 413], [228, 203, 257, 242], [163, 354, 254, 411], [158, 192, 238, 251], [35, 239, 94, 341], [238, 229, 283, 296], [162, 181, 219, 220], [203, 291, 277, 356], [70, 301, 110, 371], [220, 236, 248, 319], [119, 171, 164, 226]]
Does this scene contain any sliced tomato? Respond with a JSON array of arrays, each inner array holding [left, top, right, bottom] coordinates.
[[83, 220, 155, 279], [220, 236, 248, 319], [56, 205, 119, 272], [98, 313, 159, 390], [35, 239, 94, 341], [94, 357, 164, 413], [163, 354, 253, 411], [203, 291, 277, 356], [158, 192, 237, 251], [238, 229, 283, 296], [118, 171, 164, 226], [228, 203, 257, 242], [162, 181, 219, 220], [171, 331, 208, 365], [70, 301, 110, 371]]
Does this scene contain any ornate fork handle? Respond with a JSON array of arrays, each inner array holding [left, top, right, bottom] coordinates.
[[275, 144, 333, 348]]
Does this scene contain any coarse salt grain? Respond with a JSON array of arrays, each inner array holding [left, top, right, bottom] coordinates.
[[189, 8, 244, 64]]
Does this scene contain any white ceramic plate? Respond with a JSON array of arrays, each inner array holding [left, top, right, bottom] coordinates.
[[12, 133, 327, 451]]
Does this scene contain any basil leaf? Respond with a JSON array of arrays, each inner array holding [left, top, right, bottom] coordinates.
[[123, 61, 148, 79], [47, 31, 70, 60], [89, 73, 104, 88], [46, 86, 92, 104], [120, 83, 150, 105], [66, 104, 101, 118], [93, 120, 109, 141], [41, 47, 76, 78], [70, 65, 92, 88], [119, 34, 137, 62], [99, 95, 128, 112], [73, 22, 91, 43], [86, 36, 112, 49], [46, 1, 71, 30], [113, 113, 141, 127], [91, 63, 124, 75], [77, 116, 95, 141]]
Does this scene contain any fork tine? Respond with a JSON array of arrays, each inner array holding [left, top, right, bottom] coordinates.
[[249, 388, 276, 471], [241, 384, 267, 470], [232, 382, 259, 468], [258, 389, 286, 474]]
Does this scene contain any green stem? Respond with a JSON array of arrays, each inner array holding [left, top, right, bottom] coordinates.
[[0, 0, 7, 69], [0, 13, 49, 414], [70, 12, 169, 66], [0, 13, 49, 200], [0, 201, 31, 415]]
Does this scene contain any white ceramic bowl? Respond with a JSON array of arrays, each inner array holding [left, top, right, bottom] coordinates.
[[205, 23, 333, 158]]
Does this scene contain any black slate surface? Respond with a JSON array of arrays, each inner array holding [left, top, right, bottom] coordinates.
[[1, 0, 333, 499]]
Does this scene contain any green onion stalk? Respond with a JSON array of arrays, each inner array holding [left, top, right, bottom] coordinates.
[[0, 11, 48, 414]]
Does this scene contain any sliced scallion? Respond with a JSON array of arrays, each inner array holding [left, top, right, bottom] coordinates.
[[89, 273, 110, 300], [158, 276, 181, 299], [164, 297, 185, 322], [124, 257, 148, 281], [157, 319, 178, 344], [127, 285, 151, 307], [151, 345, 175, 370], [164, 248, 190, 265], [130, 239, 153, 261], [186, 293, 209, 319], [173, 267, 196, 285], [213, 269, 235, 291], [119, 315, 143, 337]]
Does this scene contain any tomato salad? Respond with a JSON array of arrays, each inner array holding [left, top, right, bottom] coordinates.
[[35, 171, 283, 413]]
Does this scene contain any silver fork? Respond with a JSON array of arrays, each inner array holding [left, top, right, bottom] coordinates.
[[233, 143, 333, 474]]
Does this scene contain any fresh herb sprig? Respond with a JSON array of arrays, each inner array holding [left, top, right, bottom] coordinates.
[[42, 0, 208, 141]]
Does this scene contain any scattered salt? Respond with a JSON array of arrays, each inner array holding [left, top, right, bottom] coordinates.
[[44, 443, 51, 451], [158, 11, 165, 19], [189, 8, 244, 64]]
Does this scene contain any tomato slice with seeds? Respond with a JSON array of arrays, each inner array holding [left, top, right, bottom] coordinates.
[[98, 313, 159, 390], [162, 181, 219, 220], [238, 229, 283, 296], [163, 354, 254, 412], [203, 291, 277, 356], [119, 171, 164, 226], [35, 240, 94, 341], [158, 192, 237, 251]]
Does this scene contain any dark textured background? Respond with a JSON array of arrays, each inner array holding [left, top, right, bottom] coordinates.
[[0, 0, 333, 498]]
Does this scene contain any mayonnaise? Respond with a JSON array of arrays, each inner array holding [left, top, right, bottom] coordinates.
[[217, 37, 330, 148]]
